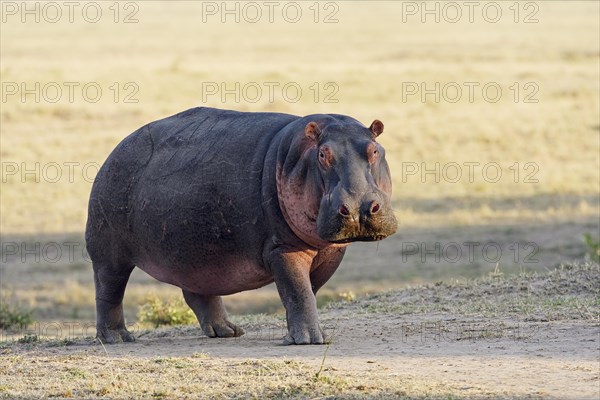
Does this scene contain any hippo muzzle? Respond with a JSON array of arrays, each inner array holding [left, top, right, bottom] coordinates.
[[316, 186, 398, 244]]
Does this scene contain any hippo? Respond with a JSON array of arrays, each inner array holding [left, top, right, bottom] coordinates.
[[86, 107, 397, 345]]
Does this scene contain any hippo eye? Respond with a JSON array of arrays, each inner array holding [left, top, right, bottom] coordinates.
[[367, 144, 379, 164], [318, 146, 332, 166]]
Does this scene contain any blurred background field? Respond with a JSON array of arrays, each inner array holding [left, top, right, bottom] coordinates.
[[1, 1, 599, 327]]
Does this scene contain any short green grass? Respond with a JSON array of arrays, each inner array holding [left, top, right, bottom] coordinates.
[[584, 233, 600, 262]]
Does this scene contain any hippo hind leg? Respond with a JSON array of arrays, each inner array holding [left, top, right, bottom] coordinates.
[[93, 260, 135, 344], [182, 291, 244, 338]]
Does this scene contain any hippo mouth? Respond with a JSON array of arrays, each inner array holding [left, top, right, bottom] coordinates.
[[318, 215, 398, 244], [329, 234, 389, 244]]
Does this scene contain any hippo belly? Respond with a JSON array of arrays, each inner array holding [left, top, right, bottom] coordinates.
[[136, 257, 274, 296], [128, 175, 276, 296]]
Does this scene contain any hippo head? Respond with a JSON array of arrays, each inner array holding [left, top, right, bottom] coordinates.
[[308, 120, 397, 243], [277, 117, 398, 247]]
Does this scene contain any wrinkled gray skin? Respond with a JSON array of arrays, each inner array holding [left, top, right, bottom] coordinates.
[[86, 107, 397, 345]]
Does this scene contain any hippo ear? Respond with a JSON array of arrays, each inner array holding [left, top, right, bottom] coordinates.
[[369, 120, 384, 138], [305, 122, 321, 142]]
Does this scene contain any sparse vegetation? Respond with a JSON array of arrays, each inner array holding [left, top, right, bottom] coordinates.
[[137, 296, 197, 328], [0, 300, 34, 330], [316, 291, 357, 309], [16, 334, 38, 344], [342, 262, 600, 321], [584, 233, 600, 262]]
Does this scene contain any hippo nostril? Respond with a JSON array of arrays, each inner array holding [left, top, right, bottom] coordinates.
[[370, 202, 381, 214], [338, 204, 350, 217]]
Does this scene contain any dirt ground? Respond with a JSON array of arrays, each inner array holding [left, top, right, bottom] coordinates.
[[4, 316, 597, 399], [1, 264, 598, 399]]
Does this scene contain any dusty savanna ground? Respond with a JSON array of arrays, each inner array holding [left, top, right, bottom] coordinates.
[[1, 1, 599, 399], [1, 264, 598, 399]]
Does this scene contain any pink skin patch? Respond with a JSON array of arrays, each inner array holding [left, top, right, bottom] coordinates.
[[276, 163, 347, 250]]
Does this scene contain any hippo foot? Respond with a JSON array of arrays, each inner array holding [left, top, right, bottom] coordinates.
[[201, 320, 245, 338], [97, 327, 135, 344], [283, 325, 327, 345]]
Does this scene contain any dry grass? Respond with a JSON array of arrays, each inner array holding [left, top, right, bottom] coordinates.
[[341, 262, 600, 321], [0, 353, 469, 400]]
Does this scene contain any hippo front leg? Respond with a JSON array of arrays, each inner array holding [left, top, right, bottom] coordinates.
[[269, 249, 324, 345]]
